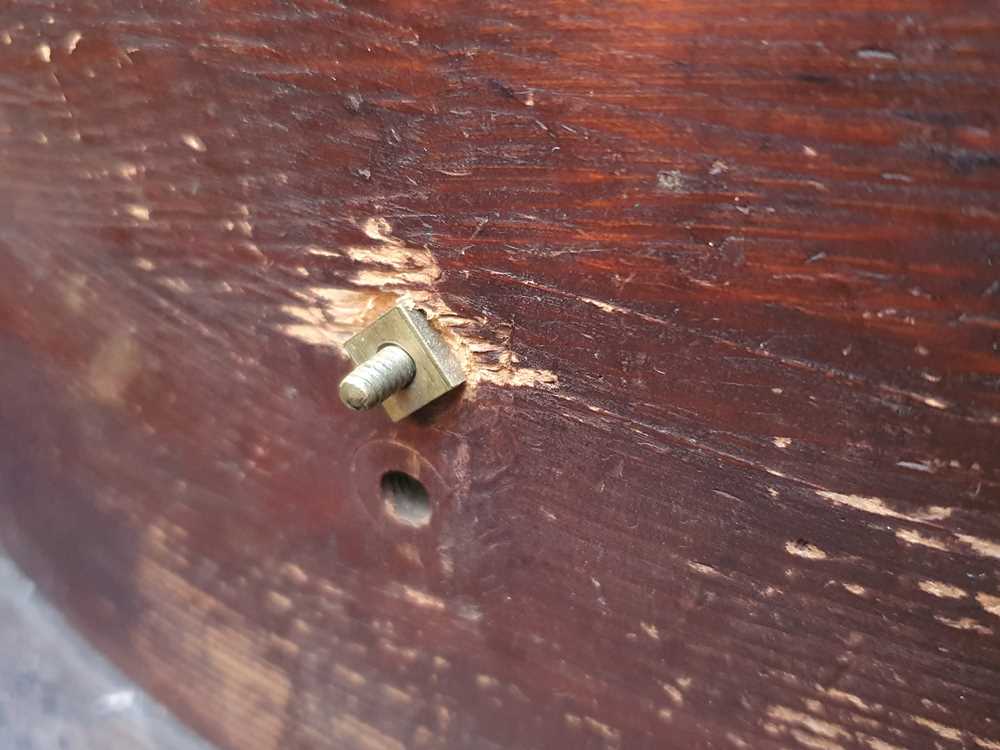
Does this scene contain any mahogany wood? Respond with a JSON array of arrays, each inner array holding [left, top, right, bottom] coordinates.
[[1, 1, 999, 748]]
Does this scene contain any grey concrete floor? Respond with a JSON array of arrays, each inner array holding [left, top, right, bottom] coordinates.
[[0, 555, 214, 750]]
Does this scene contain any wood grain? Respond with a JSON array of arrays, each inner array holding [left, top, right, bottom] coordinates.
[[1, 1, 999, 748]]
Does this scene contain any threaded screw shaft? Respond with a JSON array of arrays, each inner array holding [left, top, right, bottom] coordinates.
[[339, 344, 416, 410]]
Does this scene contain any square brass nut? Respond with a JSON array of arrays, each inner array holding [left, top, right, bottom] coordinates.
[[343, 306, 465, 421]]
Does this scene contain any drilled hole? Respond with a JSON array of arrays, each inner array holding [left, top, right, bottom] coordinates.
[[381, 471, 431, 527]]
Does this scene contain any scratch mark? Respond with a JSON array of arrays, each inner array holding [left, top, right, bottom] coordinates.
[[816, 490, 951, 523], [181, 133, 207, 152], [785, 541, 827, 560], [917, 580, 966, 599], [976, 592, 1000, 619]]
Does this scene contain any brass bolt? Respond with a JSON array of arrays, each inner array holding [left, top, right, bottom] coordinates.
[[339, 344, 416, 411]]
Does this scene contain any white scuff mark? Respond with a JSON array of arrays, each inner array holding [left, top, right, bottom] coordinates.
[[265, 590, 292, 614], [661, 682, 683, 705], [65, 31, 82, 53], [913, 392, 949, 409], [857, 48, 899, 61], [816, 490, 951, 523], [400, 585, 446, 611], [278, 287, 388, 348], [457, 602, 481, 622], [802, 146, 818, 157], [333, 664, 367, 687], [818, 687, 877, 713], [773, 437, 792, 448], [841, 582, 866, 596], [361, 216, 394, 242], [382, 684, 412, 705], [897, 460, 934, 473], [1, 32, 12, 45], [785, 541, 827, 560], [641, 622, 660, 640], [918, 580, 966, 599], [687, 561, 721, 577], [976, 592, 1000, 619], [181, 133, 207, 152], [912, 716, 962, 742], [125, 204, 150, 221], [306, 246, 339, 258], [766, 705, 849, 740], [578, 295, 628, 315], [935, 616, 993, 636], [353, 268, 433, 288], [280, 563, 308, 585], [896, 528, 949, 551], [476, 674, 499, 689], [345, 218, 441, 288], [726, 733, 750, 748], [956, 534, 1000, 560], [36, 43, 51, 62], [656, 169, 686, 192], [475, 362, 558, 390], [117, 162, 139, 179], [582, 716, 621, 744], [864, 736, 904, 750], [159, 278, 192, 293]]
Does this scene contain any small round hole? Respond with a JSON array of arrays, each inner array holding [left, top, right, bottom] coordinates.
[[381, 471, 431, 527]]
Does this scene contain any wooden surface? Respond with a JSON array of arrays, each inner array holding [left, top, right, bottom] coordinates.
[[1, 1, 999, 748]]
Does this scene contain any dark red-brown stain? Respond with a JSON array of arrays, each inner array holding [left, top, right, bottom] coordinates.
[[1, 1, 998, 749]]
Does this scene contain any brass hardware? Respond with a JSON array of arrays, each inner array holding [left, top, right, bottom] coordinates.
[[339, 305, 465, 421]]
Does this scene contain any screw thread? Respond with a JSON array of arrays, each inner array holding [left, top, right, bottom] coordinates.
[[339, 345, 416, 410]]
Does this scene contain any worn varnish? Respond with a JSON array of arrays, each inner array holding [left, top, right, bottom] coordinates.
[[1, 1, 999, 748]]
